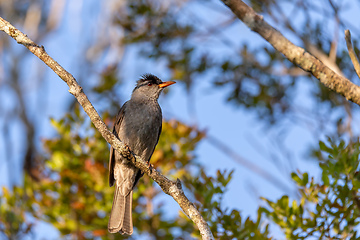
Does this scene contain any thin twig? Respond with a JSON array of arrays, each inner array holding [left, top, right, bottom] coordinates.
[[0, 17, 214, 240], [345, 29, 360, 79]]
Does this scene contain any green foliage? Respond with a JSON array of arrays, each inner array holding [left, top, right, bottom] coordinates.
[[26, 106, 112, 238], [0, 186, 34, 239], [184, 169, 271, 239], [262, 138, 360, 239]]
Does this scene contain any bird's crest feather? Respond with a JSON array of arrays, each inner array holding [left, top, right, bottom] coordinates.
[[136, 74, 162, 86]]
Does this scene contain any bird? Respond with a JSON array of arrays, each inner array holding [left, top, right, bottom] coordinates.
[[108, 74, 175, 235]]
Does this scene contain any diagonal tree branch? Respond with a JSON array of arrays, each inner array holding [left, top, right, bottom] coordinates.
[[221, 0, 360, 106], [0, 17, 214, 240]]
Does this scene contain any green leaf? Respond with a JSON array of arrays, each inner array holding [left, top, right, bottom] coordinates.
[[322, 172, 330, 186], [302, 172, 309, 186], [291, 172, 302, 186]]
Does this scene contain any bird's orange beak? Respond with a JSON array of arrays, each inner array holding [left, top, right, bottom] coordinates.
[[158, 81, 176, 88]]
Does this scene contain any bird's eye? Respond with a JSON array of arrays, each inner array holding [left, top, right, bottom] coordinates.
[[148, 83, 153, 86]]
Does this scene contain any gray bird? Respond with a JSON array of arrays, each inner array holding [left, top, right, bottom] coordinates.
[[108, 74, 175, 235]]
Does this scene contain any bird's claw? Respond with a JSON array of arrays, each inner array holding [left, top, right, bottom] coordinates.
[[147, 162, 154, 173], [120, 144, 132, 159]]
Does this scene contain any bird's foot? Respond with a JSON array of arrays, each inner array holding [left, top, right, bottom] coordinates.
[[120, 143, 132, 159], [147, 162, 154, 174]]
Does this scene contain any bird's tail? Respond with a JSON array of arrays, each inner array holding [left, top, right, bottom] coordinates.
[[108, 187, 133, 235]]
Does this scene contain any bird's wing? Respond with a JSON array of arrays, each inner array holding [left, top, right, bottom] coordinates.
[[109, 101, 128, 187], [132, 118, 162, 189], [152, 120, 162, 158]]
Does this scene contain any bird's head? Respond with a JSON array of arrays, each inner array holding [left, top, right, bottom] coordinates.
[[131, 74, 176, 101]]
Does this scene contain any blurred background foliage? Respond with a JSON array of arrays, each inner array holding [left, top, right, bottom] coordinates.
[[1, 0, 360, 239]]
